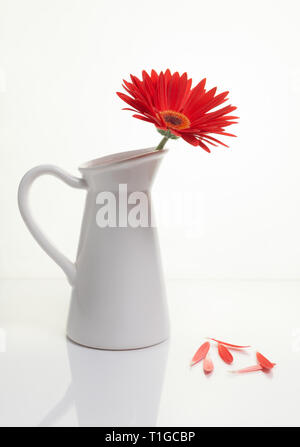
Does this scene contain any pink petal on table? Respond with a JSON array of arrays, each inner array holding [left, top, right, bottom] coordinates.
[[190, 341, 210, 366], [207, 337, 250, 349], [218, 343, 234, 364], [256, 352, 276, 370], [203, 355, 214, 374]]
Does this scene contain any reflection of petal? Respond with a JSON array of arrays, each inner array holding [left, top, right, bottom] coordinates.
[[38, 339, 169, 427], [203, 356, 214, 374]]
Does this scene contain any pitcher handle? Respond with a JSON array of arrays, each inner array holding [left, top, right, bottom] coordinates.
[[18, 165, 87, 286]]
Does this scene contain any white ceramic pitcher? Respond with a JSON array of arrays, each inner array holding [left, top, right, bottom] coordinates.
[[18, 148, 170, 350]]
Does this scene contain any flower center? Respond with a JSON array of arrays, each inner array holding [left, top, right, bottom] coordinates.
[[160, 110, 190, 130]]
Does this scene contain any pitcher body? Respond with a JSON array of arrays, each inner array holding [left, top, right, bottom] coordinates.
[[18, 148, 170, 350]]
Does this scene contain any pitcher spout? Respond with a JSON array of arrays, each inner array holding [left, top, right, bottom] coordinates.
[[78, 147, 168, 192]]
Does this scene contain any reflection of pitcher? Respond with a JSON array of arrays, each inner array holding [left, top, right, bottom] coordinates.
[[39, 339, 169, 427], [18, 148, 170, 349]]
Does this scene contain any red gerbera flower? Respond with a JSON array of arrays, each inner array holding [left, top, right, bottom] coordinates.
[[117, 69, 238, 152]]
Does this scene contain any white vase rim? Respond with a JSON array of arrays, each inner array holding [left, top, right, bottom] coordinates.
[[79, 147, 168, 171]]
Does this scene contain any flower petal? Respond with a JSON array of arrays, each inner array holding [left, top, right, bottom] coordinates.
[[181, 134, 199, 146], [198, 140, 211, 153], [132, 114, 156, 124], [117, 70, 238, 152], [207, 338, 250, 349], [218, 343, 234, 364], [190, 341, 210, 366], [203, 355, 214, 374], [256, 352, 276, 370]]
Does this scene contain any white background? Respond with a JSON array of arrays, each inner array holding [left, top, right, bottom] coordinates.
[[1, 0, 300, 280], [1, 0, 300, 428]]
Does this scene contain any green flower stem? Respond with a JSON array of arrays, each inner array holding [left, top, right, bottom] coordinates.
[[155, 135, 169, 151], [155, 129, 180, 150]]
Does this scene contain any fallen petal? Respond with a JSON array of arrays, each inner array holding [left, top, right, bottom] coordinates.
[[203, 355, 214, 374], [230, 365, 263, 374], [256, 352, 275, 370], [207, 337, 250, 349], [190, 341, 210, 366], [218, 343, 234, 364]]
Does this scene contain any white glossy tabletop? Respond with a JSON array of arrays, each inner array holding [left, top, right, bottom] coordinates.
[[0, 278, 300, 427]]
